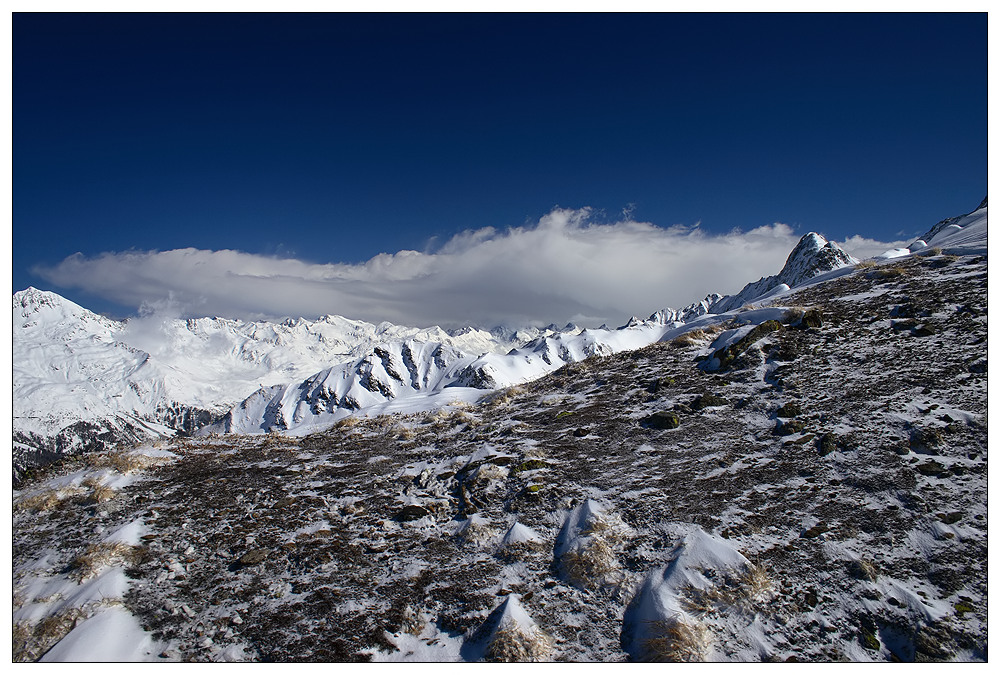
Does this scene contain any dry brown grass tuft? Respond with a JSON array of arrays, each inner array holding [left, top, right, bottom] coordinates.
[[641, 616, 712, 662], [13, 608, 87, 662], [870, 265, 909, 279], [671, 328, 710, 347], [486, 626, 553, 662], [672, 322, 729, 348], [333, 416, 361, 431], [682, 564, 773, 615], [15, 487, 84, 512], [86, 450, 168, 475], [484, 385, 523, 408], [72, 542, 145, 579], [854, 260, 878, 269], [82, 477, 116, 504], [260, 432, 299, 451], [452, 410, 479, 429], [560, 539, 618, 588]]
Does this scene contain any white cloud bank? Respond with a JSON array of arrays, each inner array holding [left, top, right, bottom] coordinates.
[[33, 208, 907, 330]]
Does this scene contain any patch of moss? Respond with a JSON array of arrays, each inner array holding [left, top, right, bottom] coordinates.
[[860, 629, 881, 651], [515, 459, 550, 472], [799, 308, 823, 329], [555, 411, 575, 420], [642, 411, 680, 430]]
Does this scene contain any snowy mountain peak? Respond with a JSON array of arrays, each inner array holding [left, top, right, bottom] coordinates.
[[779, 232, 856, 287], [15, 286, 92, 320], [711, 232, 857, 314]]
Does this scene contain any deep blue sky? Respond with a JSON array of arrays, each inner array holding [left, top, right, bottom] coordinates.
[[14, 13, 987, 317]]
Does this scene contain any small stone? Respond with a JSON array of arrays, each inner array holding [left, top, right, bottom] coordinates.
[[237, 549, 269, 566], [938, 511, 963, 525], [776, 402, 803, 418], [801, 522, 829, 538], [395, 505, 430, 522], [691, 393, 730, 410], [775, 419, 807, 436], [915, 460, 947, 476]]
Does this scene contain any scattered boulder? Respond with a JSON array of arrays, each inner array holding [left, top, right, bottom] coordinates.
[[910, 427, 943, 454], [915, 460, 947, 477], [709, 320, 783, 370], [937, 511, 963, 525], [847, 559, 878, 582], [691, 393, 730, 411], [776, 402, 803, 418], [642, 411, 680, 430], [775, 419, 807, 436], [800, 522, 829, 538], [817, 433, 837, 456], [396, 504, 431, 522], [237, 549, 269, 566], [799, 308, 823, 329]]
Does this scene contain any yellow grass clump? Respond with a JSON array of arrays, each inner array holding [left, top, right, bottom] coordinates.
[[15, 486, 84, 512], [641, 616, 712, 662], [72, 542, 145, 580], [85, 450, 168, 475], [13, 608, 87, 662], [486, 627, 553, 662]]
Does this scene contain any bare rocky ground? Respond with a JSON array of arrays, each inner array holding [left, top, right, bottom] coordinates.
[[13, 252, 987, 662]]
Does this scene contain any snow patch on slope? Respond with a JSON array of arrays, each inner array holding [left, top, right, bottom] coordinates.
[[880, 199, 987, 259]]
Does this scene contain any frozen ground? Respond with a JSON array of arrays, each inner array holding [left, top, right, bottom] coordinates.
[[12, 250, 987, 662]]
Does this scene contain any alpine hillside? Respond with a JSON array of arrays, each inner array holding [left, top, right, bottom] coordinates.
[[12, 200, 987, 662]]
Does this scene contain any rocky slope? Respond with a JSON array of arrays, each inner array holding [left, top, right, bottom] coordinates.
[[13, 247, 987, 662]]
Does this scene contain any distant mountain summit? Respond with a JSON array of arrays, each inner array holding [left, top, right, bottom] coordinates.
[[711, 232, 857, 313]]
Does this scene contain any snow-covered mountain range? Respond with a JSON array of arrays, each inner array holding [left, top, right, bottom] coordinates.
[[12, 200, 987, 476], [12, 295, 535, 472]]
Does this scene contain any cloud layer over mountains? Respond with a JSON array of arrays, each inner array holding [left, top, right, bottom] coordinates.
[[34, 208, 904, 329]]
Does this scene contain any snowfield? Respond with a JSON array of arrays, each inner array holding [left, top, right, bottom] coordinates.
[[12, 200, 987, 661]]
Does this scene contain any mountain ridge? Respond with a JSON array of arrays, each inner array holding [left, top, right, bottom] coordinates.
[[12, 203, 986, 478]]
